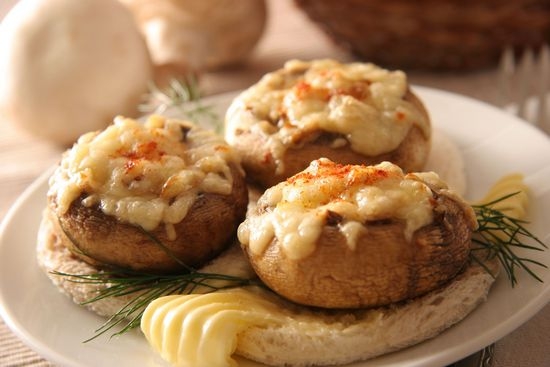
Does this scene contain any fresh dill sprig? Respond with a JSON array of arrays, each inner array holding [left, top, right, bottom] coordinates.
[[53, 268, 257, 342], [471, 192, 547, 286], [138, 76, 221, 132]]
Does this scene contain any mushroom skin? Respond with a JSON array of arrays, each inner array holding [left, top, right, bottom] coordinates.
[[49, 163, 248, 273], [239, 160, 477, 309]]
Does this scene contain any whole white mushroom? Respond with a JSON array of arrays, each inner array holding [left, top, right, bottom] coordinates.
[[0, 0, 153, 145], [120, 0, 267, 79]]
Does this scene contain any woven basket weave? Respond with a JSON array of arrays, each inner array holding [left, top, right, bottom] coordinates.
[[294, 0, 550, 70]]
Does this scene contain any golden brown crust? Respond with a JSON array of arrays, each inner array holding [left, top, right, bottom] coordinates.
[[50, 164, 248, 273], [232, 89, 431, 189], [242, 188, 473, 309]]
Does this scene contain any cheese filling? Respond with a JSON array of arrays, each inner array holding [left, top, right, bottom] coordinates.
[[238, 158, 441, 260], [49, 115, 241, 237], [225, 59, 430, 173]]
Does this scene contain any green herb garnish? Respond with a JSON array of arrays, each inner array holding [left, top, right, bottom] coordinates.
[[471, 192, 547, 286], [53, 219, 258, 342], [138, 76, 220, 132], [53, 266, 257, 342]]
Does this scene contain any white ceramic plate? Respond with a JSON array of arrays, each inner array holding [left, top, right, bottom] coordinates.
[[1, 86, 550, 367]]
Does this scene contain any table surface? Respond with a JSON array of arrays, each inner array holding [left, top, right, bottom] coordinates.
[[0, 1, 549, 366]]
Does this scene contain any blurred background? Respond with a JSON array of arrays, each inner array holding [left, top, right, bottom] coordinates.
[[1, 0, 549, 144]]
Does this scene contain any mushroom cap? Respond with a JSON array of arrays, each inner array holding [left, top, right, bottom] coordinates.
[[120, 0, 267, 76], [0, 0, 153, 145]]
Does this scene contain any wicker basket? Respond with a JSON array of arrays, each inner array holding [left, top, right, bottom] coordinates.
[[294, 0, 550, 71]]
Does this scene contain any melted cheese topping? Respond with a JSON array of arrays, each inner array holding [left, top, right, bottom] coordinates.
[[141, 289, 286, 367], [238, 158, 440, 260], [225, 59, 430, 173], [48, 115, 241, 236]]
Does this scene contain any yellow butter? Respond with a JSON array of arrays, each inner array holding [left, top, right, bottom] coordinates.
[[475, 174, 529, 220], [141, 289, 285, 367]]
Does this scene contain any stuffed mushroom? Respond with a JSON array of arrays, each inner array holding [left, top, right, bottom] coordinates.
[[47, 115, 248, 273], [225, 59, 431, 188], [238, 158, 477, 309]]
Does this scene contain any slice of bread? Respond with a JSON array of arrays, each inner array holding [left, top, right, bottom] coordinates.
[[425, 128, 467, 196], [36, 210, 134, 317], [236, 258, 498, 366]]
